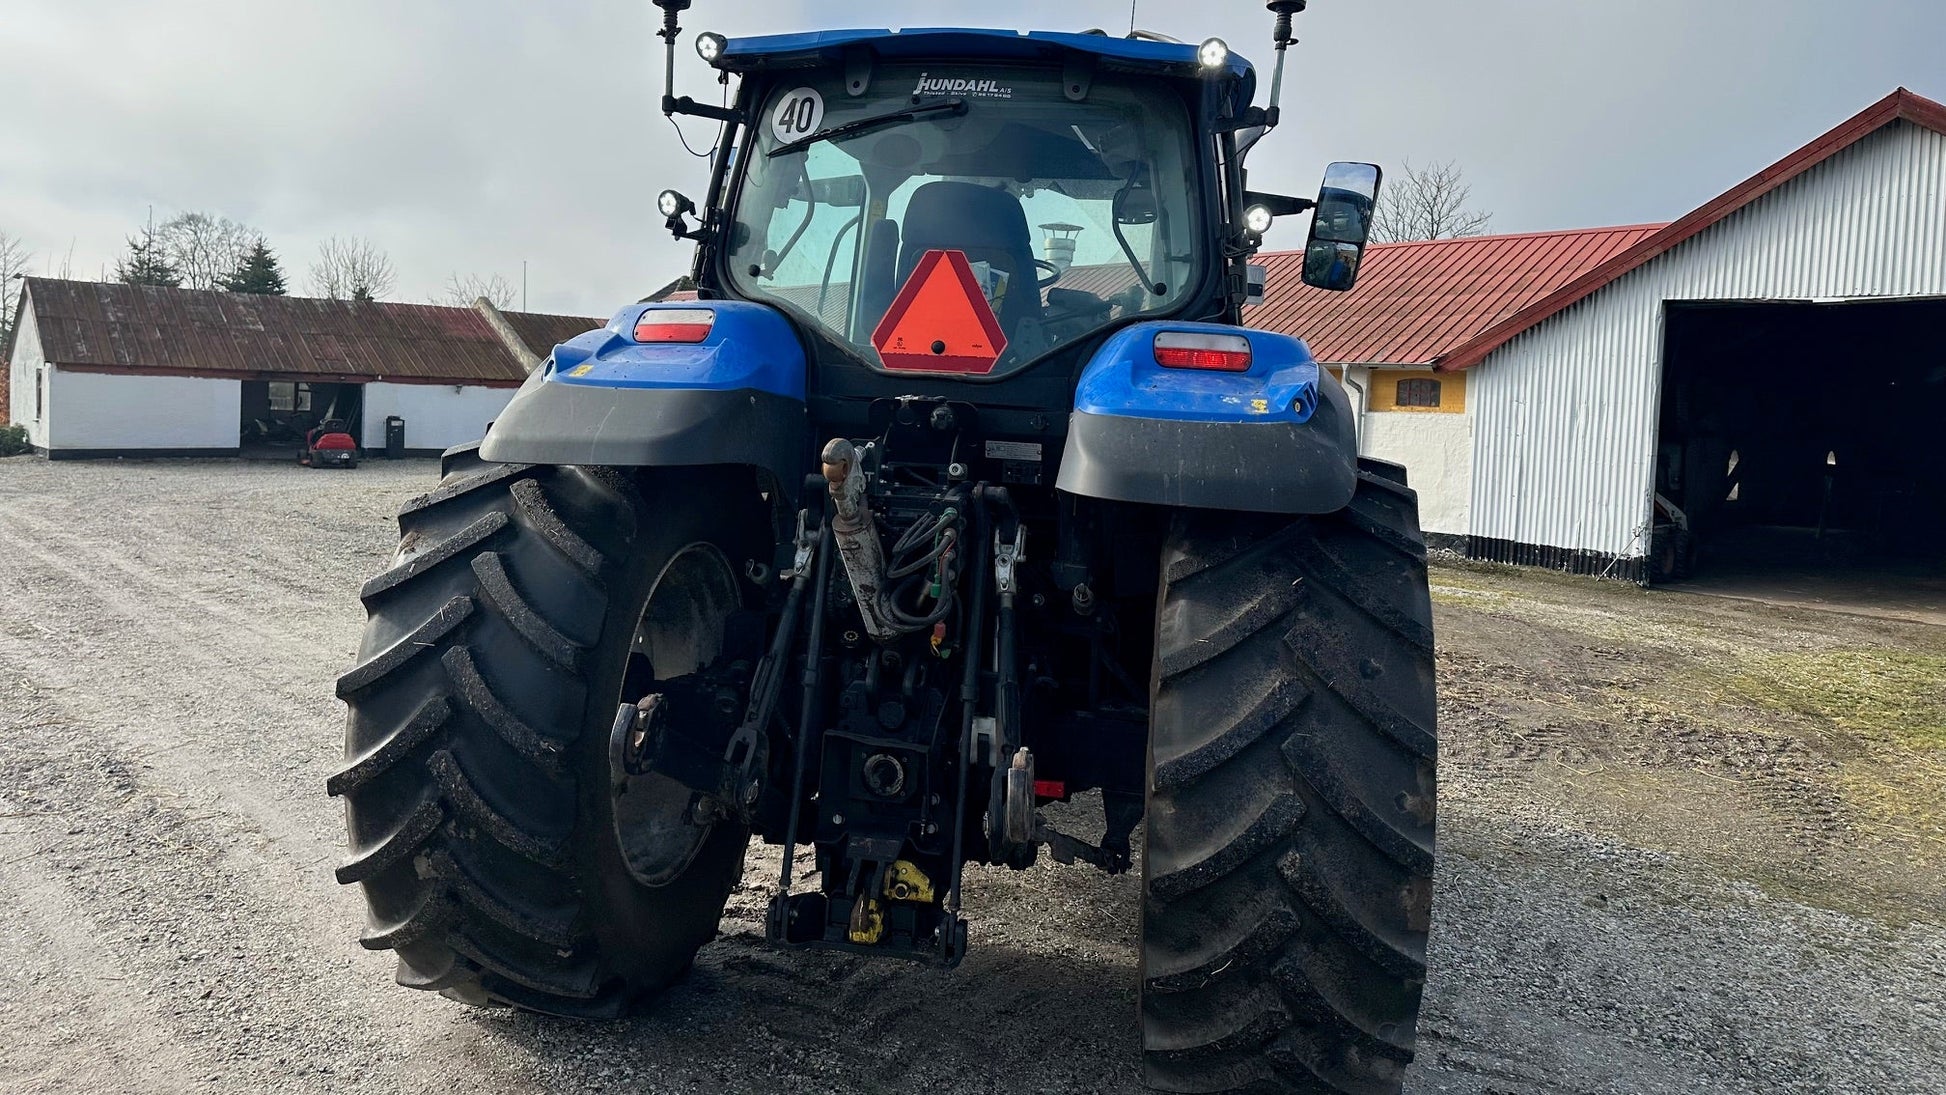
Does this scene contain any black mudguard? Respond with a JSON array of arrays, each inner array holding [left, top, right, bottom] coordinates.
[[1055, 375, 1358, 514], [479, 376, 807, 489]]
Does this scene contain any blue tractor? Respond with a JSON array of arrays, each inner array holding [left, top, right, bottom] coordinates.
[[330, 3, 1436, 1090]]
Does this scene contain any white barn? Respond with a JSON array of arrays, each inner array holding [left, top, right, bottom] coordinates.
[[5, 279, 599, 459], [1255, 88, 1946, 583]]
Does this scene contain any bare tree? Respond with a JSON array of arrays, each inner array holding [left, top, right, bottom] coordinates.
[[443, 271, 517, 310], [310, 236, 397, 301], [1369, 159, 1494, 243], [1, 231, 32, 346], [158, 212, 258, 290]]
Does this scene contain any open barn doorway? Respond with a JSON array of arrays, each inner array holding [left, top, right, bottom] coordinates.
[[1652, 297, 1946, 621], [239, 380, 365, 460]]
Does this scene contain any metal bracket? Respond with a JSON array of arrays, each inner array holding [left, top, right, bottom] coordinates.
[[1061, 51, 1096, 102], [993, 525, 1025, 596], [967, 714, 999, 767], [843, 45, 874, 97], [787, 508, 817, 580]]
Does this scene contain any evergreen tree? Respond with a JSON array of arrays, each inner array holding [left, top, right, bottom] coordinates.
[[352, 284, 375, 302], [221, 239, 287, 295], [117, 226, 181, 288]]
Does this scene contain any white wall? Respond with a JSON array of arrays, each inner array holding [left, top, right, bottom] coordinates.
[[1471, 121, 1946, 560], [9, 302, 47, 447], [47, 368, 240, 451], [363, 382, 515, 452], [1360, 411, 1472, 538]]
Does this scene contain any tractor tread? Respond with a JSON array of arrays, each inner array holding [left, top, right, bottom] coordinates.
[[440, 646, 569, 776], [361, 512, 510, 601], [396, 462, 533, 522], [334, 462, 758, 1017], [471, 551, 582, 670], [1143, 863, 1301, 993], [335, 597, 473, 698], [510, 478, 607, 578], [326, 695, 451, 798], [447, 931, 603, 1000], [333, 793, 442, 885], [1278, 839, 1426, 980], [1144, 476, 1436, 1095], [424, 847, 581, 948], [359, 891, 455, 951], [1153, 639, 1311, 788], [427, 748, 568, 865], [1288, 535, 1434, 654], [439, 441, 485, 478]]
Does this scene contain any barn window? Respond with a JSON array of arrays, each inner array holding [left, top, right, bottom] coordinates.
[[36, 368, 45, 421], [1369, 368, 1465, 412], [268, 382, 313, 413], [1396, 377, 1442, 408]]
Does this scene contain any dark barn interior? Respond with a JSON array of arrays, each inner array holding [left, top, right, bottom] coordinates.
[[1653, 297, 1946, 611], [240, 380, 364, 455]]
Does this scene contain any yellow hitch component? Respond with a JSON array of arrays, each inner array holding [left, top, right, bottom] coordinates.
[[883, 860, 937, 904], [848, 896, 885, 945]]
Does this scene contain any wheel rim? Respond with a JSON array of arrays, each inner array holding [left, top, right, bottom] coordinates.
[[612, 542, 741, 886]]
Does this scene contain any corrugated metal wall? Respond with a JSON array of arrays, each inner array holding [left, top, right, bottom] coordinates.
[[1470, 121, 1946, 567]]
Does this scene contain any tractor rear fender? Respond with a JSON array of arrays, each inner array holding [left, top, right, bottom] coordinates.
[[479, 301, 807, 491], [1056, 321, 1358, 514]]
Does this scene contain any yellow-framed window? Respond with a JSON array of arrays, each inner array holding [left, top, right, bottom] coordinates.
[[1368, 368, 1465, 413]]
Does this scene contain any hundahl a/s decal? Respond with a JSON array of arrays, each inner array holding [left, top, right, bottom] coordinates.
[[914, 72, 1014, 99]]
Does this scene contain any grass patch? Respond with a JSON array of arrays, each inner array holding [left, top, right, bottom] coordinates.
[[1731, 649, 1946, 751]]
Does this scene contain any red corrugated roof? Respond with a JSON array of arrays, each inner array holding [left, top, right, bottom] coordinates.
[[1436, 87, 1946, 371], [1249, 224, 1666, 366]]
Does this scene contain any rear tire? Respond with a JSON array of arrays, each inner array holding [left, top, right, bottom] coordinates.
[[329, 458, 764, 1016], [1141, 462, 1438, 1094]]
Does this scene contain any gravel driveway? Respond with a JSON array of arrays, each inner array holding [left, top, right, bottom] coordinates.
[[0, 456, 1940, 1094]]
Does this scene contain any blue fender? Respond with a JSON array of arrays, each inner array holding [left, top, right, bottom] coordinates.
[[1056, 321, 1359, 514], [479, 301, 808, 486]]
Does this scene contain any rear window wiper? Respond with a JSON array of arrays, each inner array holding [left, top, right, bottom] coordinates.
[[768, 97, 968, 158]]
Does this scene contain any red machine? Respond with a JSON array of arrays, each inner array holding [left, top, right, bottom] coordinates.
[[301, 420, 359, 469]]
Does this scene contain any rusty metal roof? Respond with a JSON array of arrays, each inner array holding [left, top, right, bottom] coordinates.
[[23, 278, 599, 386], [500, 309, 605, 362], [1248, 224, 1667, 366]]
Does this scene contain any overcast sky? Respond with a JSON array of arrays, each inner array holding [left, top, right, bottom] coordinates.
[[1, 0, 1940, 319]]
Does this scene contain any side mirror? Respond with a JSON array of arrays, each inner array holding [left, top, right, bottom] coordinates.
[[1113, 185, 1158, 226], [1301, 161, 1382, 292], [809, 176, 868, 207]]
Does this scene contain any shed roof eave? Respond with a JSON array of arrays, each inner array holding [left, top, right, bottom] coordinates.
[[1434, 87, 1946, 373]]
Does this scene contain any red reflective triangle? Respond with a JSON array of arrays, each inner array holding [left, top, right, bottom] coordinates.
[[870, 249, 1008, 374]]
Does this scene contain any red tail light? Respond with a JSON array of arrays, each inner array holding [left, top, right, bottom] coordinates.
[[1154, 331, 1253, 371], [633, 307, 715, 343]]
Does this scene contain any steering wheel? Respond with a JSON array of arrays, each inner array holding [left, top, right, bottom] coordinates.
[[1034, 259, 1063, 290]]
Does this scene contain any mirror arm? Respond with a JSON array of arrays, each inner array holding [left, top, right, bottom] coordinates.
[[1213, 106, 1270, 135], [664, 95, 743, 123]]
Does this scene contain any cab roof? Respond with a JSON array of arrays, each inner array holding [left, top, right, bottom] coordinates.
[[714, 27, 1255, 84]]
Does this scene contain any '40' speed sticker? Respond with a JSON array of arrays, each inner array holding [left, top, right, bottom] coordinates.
[[769, 88, 825, 145]]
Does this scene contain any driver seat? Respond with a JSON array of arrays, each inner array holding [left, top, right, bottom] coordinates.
[[895, 181, 1041, 340]]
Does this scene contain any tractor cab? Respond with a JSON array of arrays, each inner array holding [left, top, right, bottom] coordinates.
[[655, 25, 1378, 388], [708, 33, 1234, 378]]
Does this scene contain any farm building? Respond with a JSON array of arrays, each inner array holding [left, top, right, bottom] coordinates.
[[4, 278, 598, 459], [1266, 87, 1946, 585]]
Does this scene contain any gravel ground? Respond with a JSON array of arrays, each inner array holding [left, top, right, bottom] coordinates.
[[0, 456, 1940, 1094]]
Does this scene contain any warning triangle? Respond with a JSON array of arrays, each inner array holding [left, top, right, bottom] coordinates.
[[871, 249, 1009, 374]]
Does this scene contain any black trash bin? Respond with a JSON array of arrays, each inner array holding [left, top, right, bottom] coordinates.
[[385, 416, 405, 459]]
